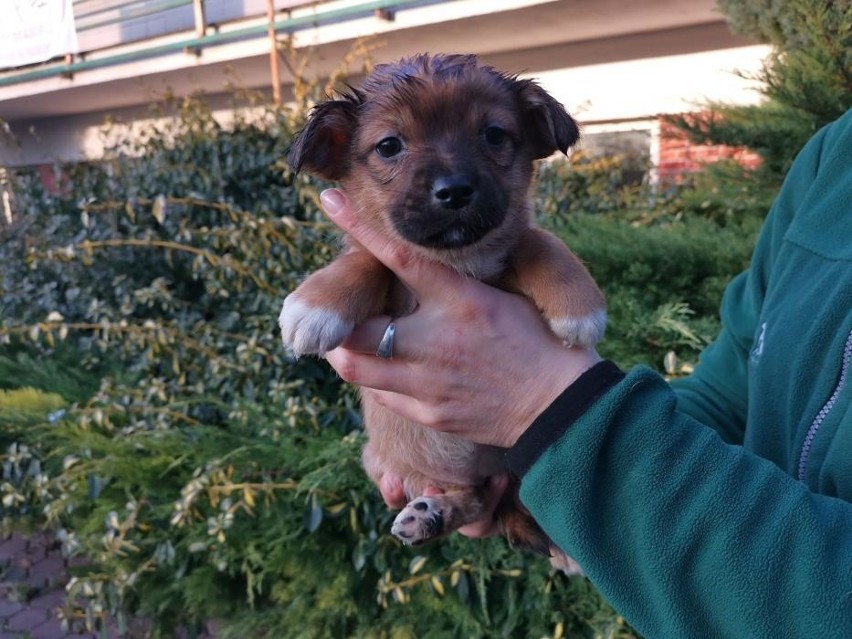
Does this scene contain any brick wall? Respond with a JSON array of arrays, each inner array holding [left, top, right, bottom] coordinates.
[[657, 116, 761, 182]]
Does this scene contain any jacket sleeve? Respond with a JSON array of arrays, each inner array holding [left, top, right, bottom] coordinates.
[[669, 120, 826, 444], [506, 365, 852, 638]]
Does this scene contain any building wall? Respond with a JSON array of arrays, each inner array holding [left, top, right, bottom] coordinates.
[[0, 0, 770, 174], [656, 118, 762, 181]]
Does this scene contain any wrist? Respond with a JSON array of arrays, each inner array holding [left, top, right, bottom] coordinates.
[[503, 347, 603, 448], [504, 359, 625, 474]]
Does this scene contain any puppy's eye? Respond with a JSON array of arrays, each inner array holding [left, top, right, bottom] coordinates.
[[483, 126, 507, 146], [376, 137, 403, 158]]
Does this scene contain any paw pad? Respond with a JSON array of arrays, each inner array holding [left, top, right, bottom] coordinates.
[[391, 498, 444, 545]]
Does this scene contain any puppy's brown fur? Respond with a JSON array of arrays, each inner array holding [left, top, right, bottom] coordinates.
[[280, 54, 605, 572]]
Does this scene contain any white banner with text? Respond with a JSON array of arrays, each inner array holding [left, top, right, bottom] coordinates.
[[0, 0, 79, 70]]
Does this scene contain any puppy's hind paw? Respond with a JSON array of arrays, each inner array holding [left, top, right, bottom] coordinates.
[[278, 295, 354, 357], [391, 497, 444, 546], [549, 309, 607, 348]]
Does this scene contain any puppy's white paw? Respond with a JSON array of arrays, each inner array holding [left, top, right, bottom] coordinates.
[[391, 497, 444, 545], [278, 295, 354, 357], [549, 309, 607, 348]]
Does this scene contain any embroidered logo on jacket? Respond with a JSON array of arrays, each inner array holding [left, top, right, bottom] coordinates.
[[751, 322, 767, 363]]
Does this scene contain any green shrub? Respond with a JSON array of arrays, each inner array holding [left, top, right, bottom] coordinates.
[[537, 153, 648, 217], [550, 211, 758, 369], [0, 387, 65, 439], [1, 97, 664, 638], [535, 155, 762, 371], [0, 347, 103, 403]]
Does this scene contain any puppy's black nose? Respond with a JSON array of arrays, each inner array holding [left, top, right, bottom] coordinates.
[[432, 175, 475, 210]]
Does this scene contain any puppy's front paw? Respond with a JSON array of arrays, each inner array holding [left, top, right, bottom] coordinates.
[[279, 295, 354, 357], [391, 497, 444, 546], [549, 309, 607, 348]]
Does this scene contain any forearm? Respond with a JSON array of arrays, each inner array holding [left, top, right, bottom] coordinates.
[[507, 364, 852, 638], [670, 332, 750, 445], [668, 271, 756, 445]]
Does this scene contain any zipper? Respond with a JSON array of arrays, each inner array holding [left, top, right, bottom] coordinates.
[[798, 328, 852, 482]]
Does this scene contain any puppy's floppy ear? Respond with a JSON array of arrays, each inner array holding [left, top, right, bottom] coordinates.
[[288, 97, 359, 180], [517, 80, 579, 159]]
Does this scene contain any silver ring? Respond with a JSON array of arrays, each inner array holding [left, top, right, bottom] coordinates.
[[375, 319, 396, 360]]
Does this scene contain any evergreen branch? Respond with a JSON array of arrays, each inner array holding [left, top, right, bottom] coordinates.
[[0, 322, 256, 375], [76, 239, 278, 295], [76, 404, 203, 427], [378, 563, 473, 593], [79, 196, 331, 230], [1, 321, 256, 349]]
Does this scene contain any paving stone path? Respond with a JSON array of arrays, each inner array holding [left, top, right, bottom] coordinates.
[[0, 532, 81, 638], [0, 533, 218, 638]]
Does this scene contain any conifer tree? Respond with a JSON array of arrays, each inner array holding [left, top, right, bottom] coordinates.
[[673, 0, 851, 182]]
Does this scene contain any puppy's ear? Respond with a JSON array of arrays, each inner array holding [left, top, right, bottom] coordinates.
[[517, 81, 579, 159], [288, 98, 359, 180]]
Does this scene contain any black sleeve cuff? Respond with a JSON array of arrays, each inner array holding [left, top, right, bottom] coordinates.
[[504, 360, 625, 478]]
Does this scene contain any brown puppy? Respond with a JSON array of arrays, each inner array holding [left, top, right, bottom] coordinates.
[[279, 54, 605, 571]]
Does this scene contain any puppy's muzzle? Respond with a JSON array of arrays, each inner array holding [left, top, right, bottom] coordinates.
[[432, 173, 476, 210], [392, 170, 506, 250]]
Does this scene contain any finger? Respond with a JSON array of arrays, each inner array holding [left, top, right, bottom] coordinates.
[[320, 188, 469, 300], [325, 350, 446, 429], [359, 387, 440, 430], [338, 314, 430, 362], [379, 473, 407, 509], [339, 315, 396, 355], [325, 340, 432, 400], [325, 347, 404, 392]]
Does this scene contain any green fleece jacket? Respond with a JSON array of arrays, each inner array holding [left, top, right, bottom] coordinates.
[[506, 109, 852, 638]]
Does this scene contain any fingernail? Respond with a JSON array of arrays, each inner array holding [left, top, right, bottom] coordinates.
[[320, 189, 347, 217]]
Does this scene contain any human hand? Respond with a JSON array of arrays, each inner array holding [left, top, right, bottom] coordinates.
[[320, 188, 601, 449]]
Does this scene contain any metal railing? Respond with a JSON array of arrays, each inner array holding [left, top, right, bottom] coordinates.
[[74, 0, 195, 33], [0, 1, 452, 87], [70, 0, 320, 50]]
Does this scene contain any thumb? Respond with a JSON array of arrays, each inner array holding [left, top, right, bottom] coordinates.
[[320, 188, 470, 301]]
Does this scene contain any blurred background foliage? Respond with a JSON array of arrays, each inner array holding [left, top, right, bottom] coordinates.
[[1, 0, 847, 634], [670, 0, 851, 183], [0, 94, 659, 638]]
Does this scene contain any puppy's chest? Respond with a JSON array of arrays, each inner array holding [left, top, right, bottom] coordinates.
[[381, 255, 511, 318], [362, 398, 505, 484]]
